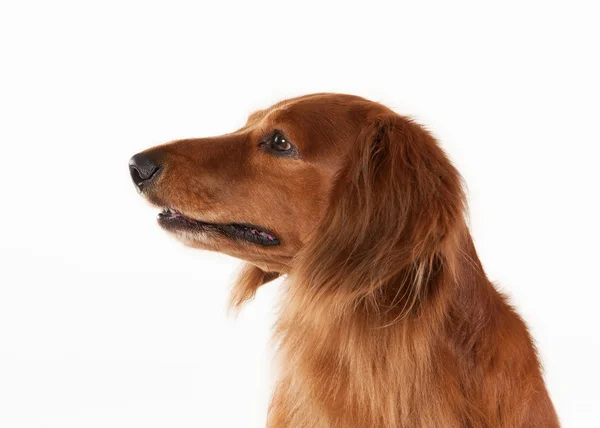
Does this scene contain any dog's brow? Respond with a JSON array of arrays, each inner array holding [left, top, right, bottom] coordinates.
[[247, 109, 266, 124]]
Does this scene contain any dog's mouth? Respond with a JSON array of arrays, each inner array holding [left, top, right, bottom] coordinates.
[[157, 208, 280, 247]]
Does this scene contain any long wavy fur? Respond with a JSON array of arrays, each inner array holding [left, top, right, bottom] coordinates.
[[231, 109, 558, 427]]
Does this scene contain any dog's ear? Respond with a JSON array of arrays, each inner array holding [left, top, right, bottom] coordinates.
[[293, 113, 465, 319], [229, 263, 280, 310], [350, 114, 466, 257]]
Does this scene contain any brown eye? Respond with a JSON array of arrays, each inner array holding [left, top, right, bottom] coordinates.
[[260, 130, 299, 158], [271, 132, 292, 152]]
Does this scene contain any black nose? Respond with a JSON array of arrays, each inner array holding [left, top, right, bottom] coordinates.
[[129, 152, 161, 189]]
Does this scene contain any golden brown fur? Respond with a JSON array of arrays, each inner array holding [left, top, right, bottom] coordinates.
[[131, 94, 559, 427]]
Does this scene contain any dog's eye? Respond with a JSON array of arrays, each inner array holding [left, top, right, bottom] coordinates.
[[271, 132, 292, 152], [260, 130, 298, 158]]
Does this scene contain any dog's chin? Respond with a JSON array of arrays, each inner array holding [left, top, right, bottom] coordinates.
[[156, 208, 281, 247]]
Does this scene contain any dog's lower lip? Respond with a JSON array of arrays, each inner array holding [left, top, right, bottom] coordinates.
[[158, 208, 185, 219], [157, 208, 205, 224], [157, 208, 280, 246]]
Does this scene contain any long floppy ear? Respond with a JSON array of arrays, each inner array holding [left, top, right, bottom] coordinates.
[[229, 263, 280, 310], [292, 112, 465, 320]]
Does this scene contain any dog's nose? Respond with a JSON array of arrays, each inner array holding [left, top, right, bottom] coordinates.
[[129, 152, 161, 189]]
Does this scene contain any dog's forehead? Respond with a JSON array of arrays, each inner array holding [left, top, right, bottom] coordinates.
[[248, 94, 369, 125]]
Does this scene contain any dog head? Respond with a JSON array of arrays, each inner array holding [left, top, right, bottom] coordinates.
[[130, 94, 464, 308]]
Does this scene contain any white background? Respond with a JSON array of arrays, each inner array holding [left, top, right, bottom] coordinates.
[[0, 1, 598, 427]]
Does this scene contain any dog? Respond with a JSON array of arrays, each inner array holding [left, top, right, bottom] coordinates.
[[129, 94, 559, 427]]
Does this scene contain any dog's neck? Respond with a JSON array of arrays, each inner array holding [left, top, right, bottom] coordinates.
[[268, 230, 520, 427]]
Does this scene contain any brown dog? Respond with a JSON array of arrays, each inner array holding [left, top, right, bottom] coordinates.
[[129, 94, 559, 427]]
